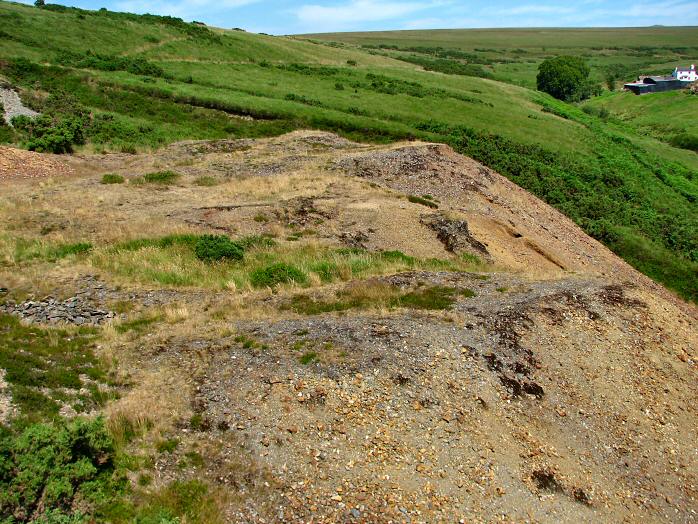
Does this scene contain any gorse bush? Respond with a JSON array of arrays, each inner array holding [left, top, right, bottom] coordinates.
[[250, 262, 307, 288], [12, 113, 88, 153], [9, 90, 92, 153], [193, 235, 244, 262], [0, 417, 119, 523]]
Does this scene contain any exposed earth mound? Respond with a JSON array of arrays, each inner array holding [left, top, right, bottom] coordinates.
[[0, 131, 695, 523]]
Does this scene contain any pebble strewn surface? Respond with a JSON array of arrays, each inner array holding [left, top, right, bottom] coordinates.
[[0, 87, 39, 125]]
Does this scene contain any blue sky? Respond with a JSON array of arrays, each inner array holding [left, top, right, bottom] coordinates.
[[15, 0, 698, 34]]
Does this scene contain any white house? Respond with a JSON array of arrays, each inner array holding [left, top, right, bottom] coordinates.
[[672, 64, 697, 82]]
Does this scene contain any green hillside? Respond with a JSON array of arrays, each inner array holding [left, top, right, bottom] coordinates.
[[300, 27, 698, 89], [583, 89, 698, 145], [0, 1, 696, 301]]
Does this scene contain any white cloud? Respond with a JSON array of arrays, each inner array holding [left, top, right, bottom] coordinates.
[[294, 0, 439, 30]]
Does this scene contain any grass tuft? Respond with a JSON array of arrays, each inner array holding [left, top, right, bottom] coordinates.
[[299, 351, 318, 364], [142, 170, 180, 185], [408, 195, 439, 208], [101, 173, 125, 184], [194, 175, 218, 186]]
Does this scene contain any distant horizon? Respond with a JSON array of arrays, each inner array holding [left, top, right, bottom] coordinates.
[[296, 25, 698, 36], [9, 0, 698, 35]]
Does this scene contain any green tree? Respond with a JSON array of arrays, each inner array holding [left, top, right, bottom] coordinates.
[[537, 56, 597, 101], [34, 0, 45, 6]]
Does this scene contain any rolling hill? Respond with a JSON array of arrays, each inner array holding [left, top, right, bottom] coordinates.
[[2, 1, 697, 302], [0, 3, 697, 522], [299, 26, 698, 88]]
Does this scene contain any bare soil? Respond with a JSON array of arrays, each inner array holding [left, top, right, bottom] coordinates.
[[0, 131, 695, 523]]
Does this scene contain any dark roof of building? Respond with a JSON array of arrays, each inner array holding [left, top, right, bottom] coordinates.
[[644, 76, 674, 83]]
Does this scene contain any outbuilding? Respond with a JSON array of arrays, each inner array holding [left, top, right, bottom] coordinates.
[[624, 66, 695, 95]]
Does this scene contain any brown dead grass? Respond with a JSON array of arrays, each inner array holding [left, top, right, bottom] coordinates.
[[105, 367, 190, 441]]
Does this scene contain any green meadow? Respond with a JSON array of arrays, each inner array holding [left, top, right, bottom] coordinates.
[[0, 1, 696, 300], [300, 27, 698, 88]]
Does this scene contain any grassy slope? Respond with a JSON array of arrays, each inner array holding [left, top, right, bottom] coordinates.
[[0, 1, 696, 301], [300, 27, 698, 88], [583, 89, 698, 138]]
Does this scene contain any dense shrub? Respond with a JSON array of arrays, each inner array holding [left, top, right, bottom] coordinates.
[[250, 263, 307, 288], [0, 417, 119, 523], [193, 235, 244, 262], [7, 57, 42, 79], [12, 113, 88, 153], [8, 91, 91, 153], [537, 56, 600, 101]]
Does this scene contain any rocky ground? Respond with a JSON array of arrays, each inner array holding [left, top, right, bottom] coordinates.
[[0, 144, 75, 180], [0, 86, 39, 125], [0, 131, 695, 523]]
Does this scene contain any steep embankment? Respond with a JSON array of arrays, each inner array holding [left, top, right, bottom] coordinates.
[[0, 132, 695, 522]]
